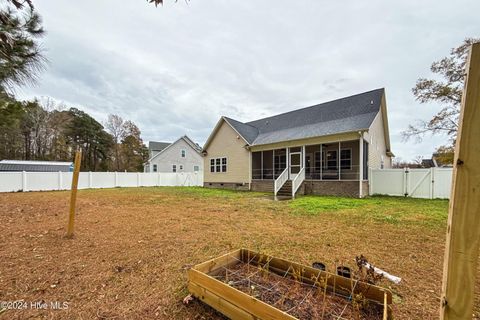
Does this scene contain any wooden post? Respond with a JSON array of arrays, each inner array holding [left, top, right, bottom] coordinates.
[[66, 150, 82, 238], [440, 43, 480, 320]]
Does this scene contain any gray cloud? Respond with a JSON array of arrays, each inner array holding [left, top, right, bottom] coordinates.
[[17, 0, 480, 160]]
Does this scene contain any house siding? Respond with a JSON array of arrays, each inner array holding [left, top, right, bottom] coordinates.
[[148, 139, 203, 173], [364, 107, 391, 169], [203, 120, 250, 185]]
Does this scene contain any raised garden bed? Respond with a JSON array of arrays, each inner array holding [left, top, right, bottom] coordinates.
[[188, 249, 392, 320]]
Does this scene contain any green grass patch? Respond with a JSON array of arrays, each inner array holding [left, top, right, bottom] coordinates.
[[153, 186, 268, 199], [289, 196, 367, 214], [289, 195, 449, 227]]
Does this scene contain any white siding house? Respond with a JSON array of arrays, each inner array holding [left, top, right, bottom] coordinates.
[[144, 136, 204, 174]]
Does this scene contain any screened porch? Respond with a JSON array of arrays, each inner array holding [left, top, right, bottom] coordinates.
[[251, 140, 368, 181]]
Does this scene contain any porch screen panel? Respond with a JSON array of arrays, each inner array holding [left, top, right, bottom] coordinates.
[[363, 141, 369, 180], [273, 149, 286, 178], [321, 145, 338, 180], [262, 150, 273, 179], [305, 145, 321, 179], [252, 152, 262, 179]]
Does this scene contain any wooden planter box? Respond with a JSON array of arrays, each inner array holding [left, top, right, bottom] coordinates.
[[188, 248, 392, 320]]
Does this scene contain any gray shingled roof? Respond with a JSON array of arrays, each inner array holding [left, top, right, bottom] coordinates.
[[223, 117, 259, 144], [226, 88, 384, 146], [0, 160, 73, 172], [181, 135, 203, 153], [149, 141, 171, 151]]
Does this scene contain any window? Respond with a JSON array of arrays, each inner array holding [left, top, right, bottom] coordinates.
[[194, 165, 199, 172], [210, 157, 227, 173], [222, 158, 227, 172], [181, 149, 186, 158], [153, 164, 157, 172], [172, 165, 177, 172], [179, 165, 183, 171], [340, 149, 352, 170]]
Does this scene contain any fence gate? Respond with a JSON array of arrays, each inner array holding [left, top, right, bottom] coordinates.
[[370, 167, 452, 199]]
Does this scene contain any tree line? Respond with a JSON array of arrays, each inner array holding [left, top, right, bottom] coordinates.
[[0, 93, 148, 171]]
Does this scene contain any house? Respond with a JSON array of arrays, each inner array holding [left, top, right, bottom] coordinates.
[[202, 88, 394, 198], [144, 135, 204, 173], [0, 160, 73, 172], [148, 141, 171, 159], [421, 152, 454, 168]]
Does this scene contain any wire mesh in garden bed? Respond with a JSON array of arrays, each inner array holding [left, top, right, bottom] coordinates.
[[187, 249, 392, 320]]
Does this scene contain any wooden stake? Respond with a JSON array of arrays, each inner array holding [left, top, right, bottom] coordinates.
[[66, 150, 82, 238], [440, 43, 480, 320]]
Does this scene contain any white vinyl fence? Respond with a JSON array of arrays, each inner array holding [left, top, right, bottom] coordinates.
[[0, 171, 203, 193], [369, 167, 453, 199]]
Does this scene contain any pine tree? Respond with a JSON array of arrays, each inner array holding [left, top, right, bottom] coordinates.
[[0, 0, 45, 91]]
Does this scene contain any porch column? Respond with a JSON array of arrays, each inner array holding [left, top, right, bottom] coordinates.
[[273, 149, 275, 179], [320, 144, 323, 180], [302, 146, 305, 168], [359, 134, 364, 198], [248, 151, 252, 190], [286, 147, 290, 180], [338, 142, 341, 181], [261, 151, 264, 180]]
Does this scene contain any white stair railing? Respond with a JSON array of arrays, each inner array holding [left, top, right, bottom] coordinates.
[[292, 167, 305, 199], [274, 168, 289, 197]]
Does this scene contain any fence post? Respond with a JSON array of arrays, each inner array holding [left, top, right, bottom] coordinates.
[[114, 172, 118, 187], [440, 42, 480, 320], [157, 172, 161, 186], [430, 167, 435, 199], [66, 150, 81, 238], [58, 171, 62, 190], [22, 171, 27, 192], [403, 167, 408, 197], [88, 171, 92, 188], [137, 172, 140, 187]]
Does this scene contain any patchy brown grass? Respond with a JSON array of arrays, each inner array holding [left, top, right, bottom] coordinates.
[[0, 187, 478, 319]]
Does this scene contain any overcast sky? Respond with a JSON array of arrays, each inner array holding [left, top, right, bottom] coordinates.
[[17, 0, 479, 161]]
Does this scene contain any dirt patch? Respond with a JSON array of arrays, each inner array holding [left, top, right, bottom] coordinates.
[[214, 262, 384, 319], [0, 187, 478, 319]]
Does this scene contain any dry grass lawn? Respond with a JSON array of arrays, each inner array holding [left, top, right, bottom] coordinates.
[[0, 187, 479, 319]]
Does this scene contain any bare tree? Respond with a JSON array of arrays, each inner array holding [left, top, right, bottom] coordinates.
[[402, 38, 479, 145], [104, 114, 125, 171]]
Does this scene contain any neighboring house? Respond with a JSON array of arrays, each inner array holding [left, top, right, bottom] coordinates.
[[421, 158, 436, 168], [148, 141, 171, 160], [202, 88, 394, 198], [144, 135, 204, 173], [0, 160, 73, 172], [421, 153, 454, 168]]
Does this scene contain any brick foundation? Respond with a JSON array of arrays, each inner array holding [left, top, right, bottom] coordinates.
[[250, 180, 274, 192], [302, 180, 369, 198]]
